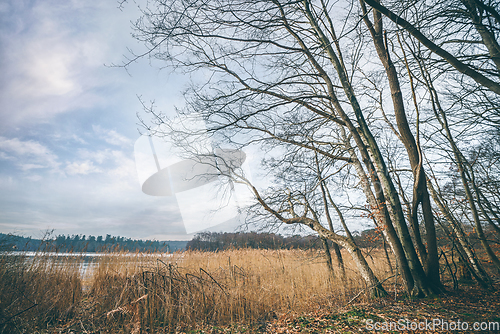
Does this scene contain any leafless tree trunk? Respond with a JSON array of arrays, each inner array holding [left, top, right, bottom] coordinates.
[[360, 0, 440, 288], [127, 0, 499, 299]]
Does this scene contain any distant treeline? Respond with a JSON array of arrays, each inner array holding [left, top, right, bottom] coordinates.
[[186, 230, 395, 251], [1, 229, 390, 253], [0, 233, 188, 253], [185, 226, 491, 252], [186, 232, 323, 251]]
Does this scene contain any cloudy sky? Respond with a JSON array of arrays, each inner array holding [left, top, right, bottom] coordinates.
[[0, 0, 203, 240]]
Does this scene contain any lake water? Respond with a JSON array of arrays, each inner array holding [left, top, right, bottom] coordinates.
[[1, 251, 174, 280]]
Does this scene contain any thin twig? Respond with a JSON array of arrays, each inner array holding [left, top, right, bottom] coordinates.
[[0, 303, 38, 326]]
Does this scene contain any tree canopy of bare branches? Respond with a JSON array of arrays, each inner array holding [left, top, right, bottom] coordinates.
[[127, 0, 500, 297]]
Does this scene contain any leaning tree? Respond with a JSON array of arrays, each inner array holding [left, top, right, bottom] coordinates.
[[127, 0, 499, 297]]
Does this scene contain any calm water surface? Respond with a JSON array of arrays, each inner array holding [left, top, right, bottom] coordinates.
[[2, 251, 174, 279]]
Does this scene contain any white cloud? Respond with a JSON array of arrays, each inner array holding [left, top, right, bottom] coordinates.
[[108, 150, 137, 179], [0, 0, 195, 240], [20, 163, 46, 171], [0, 136, 60, 170], [0, 136, 50, 156], [0, 0, 138, 130], [65, 160, 102, 175], [25, 174, 43, 181], [92, 125, 132, 147], [77, 149, 107, 164], [73, 148, 136, 180], [71, 134, 87, 145], [0, 136, 136, 188], [0, 151, 14, 161]]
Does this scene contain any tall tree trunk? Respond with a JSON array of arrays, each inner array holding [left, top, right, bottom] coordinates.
[[477, 191, 500, 238], [303, 2, 435, 295], [382, 232, 394, 274], [427, 180, 492, 287], [315, 152, 347, 283], [338, 128, 415, 293], [331, 242, 347, 281], [322, 237, 336, 281], [306, 218, 388, 298], [360, 0, 440, 287], [463, 155, 500, 240]]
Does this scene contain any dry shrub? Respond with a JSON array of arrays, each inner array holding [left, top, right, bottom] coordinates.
[[0, 253, 82, 333]]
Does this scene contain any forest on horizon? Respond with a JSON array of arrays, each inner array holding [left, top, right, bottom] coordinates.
[[0, 230, 389, 253]]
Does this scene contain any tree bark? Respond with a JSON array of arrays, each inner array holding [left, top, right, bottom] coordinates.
[[427, 78, 500, 271], [303, 0, 436, 296], [427, 180, 492, 287], [338, 127, 416, 293], [461, 0, 500, 72], [360, 0, 440, 287], [321, 237, 336, 281]]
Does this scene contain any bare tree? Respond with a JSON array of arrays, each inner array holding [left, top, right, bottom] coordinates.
[[359, 0, 440, 287], [360, 0, 500, 284], [128, 0, 499, 297]]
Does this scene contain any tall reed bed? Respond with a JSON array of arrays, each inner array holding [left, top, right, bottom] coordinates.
[[0, 248, 393, 333], [90, 249, 393, 332], [0, 252, 82, 333]]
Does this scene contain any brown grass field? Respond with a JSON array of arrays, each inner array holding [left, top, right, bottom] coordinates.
[[1, 248, 499, 333]]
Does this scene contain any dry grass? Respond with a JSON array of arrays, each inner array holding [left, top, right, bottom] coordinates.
[[0, 252, 82, 333], [88, 248, 394, 332], [0, 248, 395, 333]]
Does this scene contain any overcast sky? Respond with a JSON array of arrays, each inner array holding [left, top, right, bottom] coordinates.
[[0, 0, 204, 240]]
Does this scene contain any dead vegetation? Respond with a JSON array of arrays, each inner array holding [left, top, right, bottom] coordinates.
[[0, 248, 497, 333], [0, 252, 82, 333], [87, 248, 395, 333]]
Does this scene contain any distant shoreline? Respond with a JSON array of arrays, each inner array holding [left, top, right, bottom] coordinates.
[[0, 251, 175, 257], [0, 232, 188, 253]]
